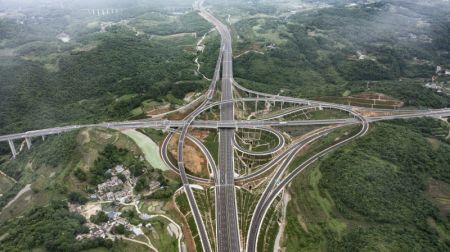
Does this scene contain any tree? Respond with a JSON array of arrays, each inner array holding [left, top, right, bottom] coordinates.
[[68, 192, 87, 204], [114, 224, 126, 235], [134, 176, 148, 192], [117, 173, 127, 182], [90, 211, 109, 224], [74, 168, 87, 181]]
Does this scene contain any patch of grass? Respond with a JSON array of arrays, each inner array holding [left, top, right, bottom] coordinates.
[[287, 125, 361, 172], [237, 188, 260, 248], [202, 130, 219, 164], [193, 189, 216, 249], [81, 239, 149, 252], [0, 173, 15, 194], [137, 128, 166, 143], [145, 217, 178, 251], [122, 130, 168, 171], [129, 12, 212, 36], [235, 128, 280, 152], [283, 165, 346, 251], [257, 204, 279, 252]]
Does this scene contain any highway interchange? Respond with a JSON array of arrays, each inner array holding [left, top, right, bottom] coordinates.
[[1, 0, 450, 251]]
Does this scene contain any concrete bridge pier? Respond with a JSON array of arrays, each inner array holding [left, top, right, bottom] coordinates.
[[8, 140, 17, 159], [42, 136, 46, 141], [25, 137, 32, 150]]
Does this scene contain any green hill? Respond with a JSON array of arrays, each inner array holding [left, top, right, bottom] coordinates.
[[284, 118, 450, 251]]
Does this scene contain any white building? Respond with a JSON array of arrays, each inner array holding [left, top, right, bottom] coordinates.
[[98, 176, 124, 193]]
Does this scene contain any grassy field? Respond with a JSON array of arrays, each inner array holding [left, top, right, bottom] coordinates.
[[0, 173, 15, 194], [175, 192, 200, 252], [287, 124, 361, 172], [129, 12, 212, 36], [236, 188, 260, 247], [82, 240, 149, 252], [235, 128, 280, 152], [146, 217, 179, 251], [281, 108, 351, 121], [137, 128, 166, 144], [194, 189, 216, 250], [202, 130, 219, 164], [257, 204, 280, 252]]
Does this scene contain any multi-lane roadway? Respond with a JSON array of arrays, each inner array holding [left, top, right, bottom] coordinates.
[[198, 2, 242, 251]]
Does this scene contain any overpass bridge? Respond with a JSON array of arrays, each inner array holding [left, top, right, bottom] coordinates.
[[1, 107, 449, 159]]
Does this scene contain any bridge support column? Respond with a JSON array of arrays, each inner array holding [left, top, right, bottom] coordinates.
[[42, 136, 46, 141], [25, 137, 32, 150], [8, 140, 17, 159]]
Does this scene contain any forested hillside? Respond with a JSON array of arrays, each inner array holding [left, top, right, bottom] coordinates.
[[230, 0, 450, 107], [285, 118, 450, 251], [0, 21, 210, 134], [0, 127, 182, 251], [0, 5, 218, 154]]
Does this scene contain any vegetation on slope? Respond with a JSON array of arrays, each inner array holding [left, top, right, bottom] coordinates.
[[0, 200, 113, 251], [0, 127, 183, 251], [0, 25, 207, 135], [0, 8, 217, 155], [232, 1, 450, 107], [284, 118, 450, 251]]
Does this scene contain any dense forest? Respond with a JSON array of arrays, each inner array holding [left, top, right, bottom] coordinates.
[[0, 200, 113, 251]]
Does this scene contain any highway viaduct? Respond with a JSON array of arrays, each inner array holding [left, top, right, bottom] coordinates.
[[1, 108, 449, 159]]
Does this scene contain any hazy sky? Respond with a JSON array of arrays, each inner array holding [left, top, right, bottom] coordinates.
[[0, 0, 195, 9]]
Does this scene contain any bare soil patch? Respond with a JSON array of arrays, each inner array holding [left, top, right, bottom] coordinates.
[[168, 135, 207, 177]]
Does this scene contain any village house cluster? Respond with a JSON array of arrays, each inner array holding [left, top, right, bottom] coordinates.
[[73, 165, 156, 241], [436, 66, 450, 76], [75, 211, 153, 241], [425, 66, 450, 94], [95, 165, 136, 203], [68, 161, 168, 243]]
